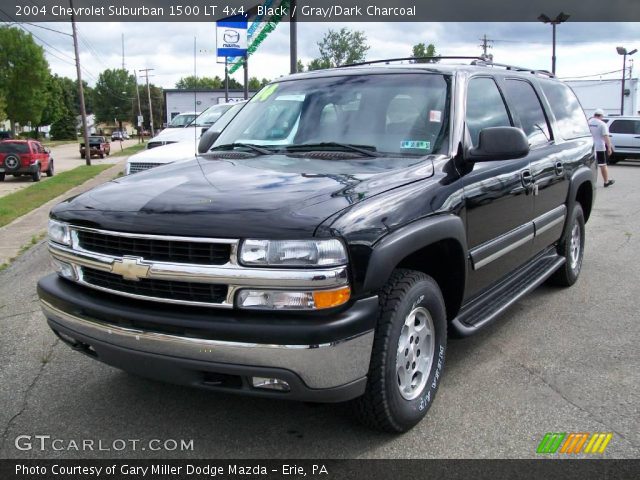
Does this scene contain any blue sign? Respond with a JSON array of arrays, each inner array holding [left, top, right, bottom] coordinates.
[[216, 15, 248, 58]]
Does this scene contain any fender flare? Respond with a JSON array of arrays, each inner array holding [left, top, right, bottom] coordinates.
[[361, 214, 468, 293], [562, 165, 595, 238]]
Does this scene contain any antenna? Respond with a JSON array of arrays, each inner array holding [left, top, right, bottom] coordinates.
[[479, 34, 493, 61], [121, 33, 125, 70]]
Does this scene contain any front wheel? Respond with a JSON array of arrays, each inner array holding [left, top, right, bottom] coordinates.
[[46, 159, 54, 177], [548, 204, 585, 286], [353, 269, 447, 432]]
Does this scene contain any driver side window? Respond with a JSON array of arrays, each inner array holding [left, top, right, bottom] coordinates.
[[466, 77, 512, 147]]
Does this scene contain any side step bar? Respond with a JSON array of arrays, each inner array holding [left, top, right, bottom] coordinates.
[[451, 249, 565, 336]]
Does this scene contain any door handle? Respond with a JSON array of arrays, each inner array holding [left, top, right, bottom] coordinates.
[[521, 170, 533, 187], [555, 162, 564, 176]]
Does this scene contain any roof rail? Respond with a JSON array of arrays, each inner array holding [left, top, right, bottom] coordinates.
[[338, 56, 556, 78], [338, 56, 485, 68]]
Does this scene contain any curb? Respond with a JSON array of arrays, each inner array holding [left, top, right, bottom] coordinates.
[[0, 160, 126, 267]]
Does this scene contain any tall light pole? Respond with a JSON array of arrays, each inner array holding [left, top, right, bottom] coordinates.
[[70, 0, 91, 165], [617, 46, 637, 115], [538, 12, 570, 75]]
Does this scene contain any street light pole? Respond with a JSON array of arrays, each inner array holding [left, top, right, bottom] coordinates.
[[617, 46, 637, 115], [538, 12, 570, 75]]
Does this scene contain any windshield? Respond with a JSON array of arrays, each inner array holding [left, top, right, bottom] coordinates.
[[88, 136, 104, 142], [168, 113, 198, 127], [214, 73, 450, 156], [208, 102, 245, 133], [192, 103, 235, 127]]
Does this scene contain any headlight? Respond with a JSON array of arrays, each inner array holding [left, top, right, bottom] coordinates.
[[48, 219, 71, 246], [240, 239, 347, 267]]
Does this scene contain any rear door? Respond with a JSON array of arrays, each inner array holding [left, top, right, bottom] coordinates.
[[609, 119, 640, 159], [462, 76, 535, 299], [501, 78, 568, 254]]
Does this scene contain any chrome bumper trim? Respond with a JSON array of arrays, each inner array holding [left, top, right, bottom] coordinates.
[[41, 299, 374, 389]]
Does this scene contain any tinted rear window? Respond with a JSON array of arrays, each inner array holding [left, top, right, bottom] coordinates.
[[540, 81, 591, 140], [609, 119, 640, 134], [0, 142, 30, 154]]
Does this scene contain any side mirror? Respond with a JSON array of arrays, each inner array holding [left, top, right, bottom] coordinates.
[[198, 129, 220, 154], [44, 147, 51, 154], [201, 126, 210, 135], [467, 127, 529, 162]]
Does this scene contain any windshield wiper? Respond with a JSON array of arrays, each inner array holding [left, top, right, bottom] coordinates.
[[210, 143, 273, 155], [285, 142, 379, 157]]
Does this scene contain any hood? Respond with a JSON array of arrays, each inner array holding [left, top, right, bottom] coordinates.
[[128, 140, 198, 165], [150, 127, 200, 143], [53, 154, 434, 238]]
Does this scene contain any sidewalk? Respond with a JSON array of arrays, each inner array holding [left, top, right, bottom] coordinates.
[[0, 160, 126, 266]]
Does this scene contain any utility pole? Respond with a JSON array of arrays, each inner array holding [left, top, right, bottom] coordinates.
[[139, 68, 155, 137], [243, 57, 248, 100], [290, 0, 297, 73], [121, 33, 125, 70], [70, 0, 91, 166], [479, 34, 493, 61], [133, 69, 143, 143]]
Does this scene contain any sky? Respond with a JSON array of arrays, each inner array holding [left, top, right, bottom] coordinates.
[[11, 21, 640, 87]]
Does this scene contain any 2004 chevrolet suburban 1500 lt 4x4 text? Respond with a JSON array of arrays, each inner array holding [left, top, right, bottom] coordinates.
[[38, 59, 596, 432]]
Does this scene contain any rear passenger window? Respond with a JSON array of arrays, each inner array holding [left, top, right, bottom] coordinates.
[[466, 77, 511, 147], [504, 79, 551, 147], [540, 82, 591, 140], [609, 120, 640, 134]]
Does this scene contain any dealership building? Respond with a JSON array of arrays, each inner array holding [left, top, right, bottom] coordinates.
[[163, 89, 256, 124], [567, 78, 639, 117]]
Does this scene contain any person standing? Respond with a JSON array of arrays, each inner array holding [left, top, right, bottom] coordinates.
[[588, 109, 615, 187]]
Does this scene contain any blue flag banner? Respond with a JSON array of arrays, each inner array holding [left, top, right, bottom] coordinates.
[[216, 15, 248, 58]]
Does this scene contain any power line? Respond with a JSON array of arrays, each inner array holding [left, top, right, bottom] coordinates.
[[560, 68, 625, 79]]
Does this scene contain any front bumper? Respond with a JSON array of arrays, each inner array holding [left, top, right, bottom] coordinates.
[[38, 274, 377, 402]]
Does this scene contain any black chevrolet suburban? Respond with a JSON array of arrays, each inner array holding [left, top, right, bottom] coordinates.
[[38, 59, 596, 432]]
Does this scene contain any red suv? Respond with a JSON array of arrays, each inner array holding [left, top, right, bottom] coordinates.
[[0, 140, 54, 182]]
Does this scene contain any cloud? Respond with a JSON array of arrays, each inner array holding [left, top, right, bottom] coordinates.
[[15, 21, 639, 87]]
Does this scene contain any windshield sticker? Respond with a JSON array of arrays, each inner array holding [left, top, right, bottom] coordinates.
[[254, 84, 278, 102], [429, 110, 442, 122], [401, 140, 430, 150]]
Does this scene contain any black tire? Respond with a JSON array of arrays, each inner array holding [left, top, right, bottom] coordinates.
[[99, 152, 105, 159], [548, 204, 585, 287], [352, 269, 447, 433], [0, 173, 4, 182], [32, 168, 41, 182], [46, 160, 54, 177]]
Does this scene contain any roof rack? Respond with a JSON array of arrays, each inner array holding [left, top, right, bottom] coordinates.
[[338, 56, 556, 78]]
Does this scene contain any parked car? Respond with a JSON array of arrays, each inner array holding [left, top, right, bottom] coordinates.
[[79, 136, 110, 158], [146, 103, 236, 149], [111, 130, 130, 141], [0, 139, 54, 182], [39, 59, 596, 432], [166, 111, 200, 128], [126, 102, 246, 174], [602, 115, 640, 163]]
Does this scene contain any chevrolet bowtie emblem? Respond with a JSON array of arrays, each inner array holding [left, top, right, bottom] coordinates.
[[111, 257, 151, 281]]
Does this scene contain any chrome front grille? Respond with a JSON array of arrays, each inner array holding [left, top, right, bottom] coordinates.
[[82, 267, 228, 304], [128, 162, 163, 174], [48, 225, 349, 308], [77, 229, 231, 265]]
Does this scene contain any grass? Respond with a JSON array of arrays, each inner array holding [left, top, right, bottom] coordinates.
[[0, 232, 46, 273], [41, 139, 80, 148], [110, 142, 147, 157], [0, 164, 113, 228]]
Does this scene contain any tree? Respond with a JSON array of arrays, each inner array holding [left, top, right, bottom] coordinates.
[[296, 59, 305, 73], [137, 83, 163, 130], [248, 77, 271, 90], [50, 110, 77, 140], [411, 43, 440, 63], [314, 28, 370, 68], [93, 69, 136, 124], [175, 76, 223, 89], [0, 93, 6, 122], [307, 58, 331, 71], [0, 27, 50, 132], [36, 75, 66, 136]]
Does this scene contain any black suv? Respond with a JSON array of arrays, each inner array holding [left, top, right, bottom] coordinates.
[[38, 59, 596, 432]]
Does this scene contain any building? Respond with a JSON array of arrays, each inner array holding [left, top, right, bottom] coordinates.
[[567, 78, 639, 117], [163, 89, 256, 125]]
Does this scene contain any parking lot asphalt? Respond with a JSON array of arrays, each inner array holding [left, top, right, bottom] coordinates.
[[0, 163, 638, 459], [0, 139, 137, 197]]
